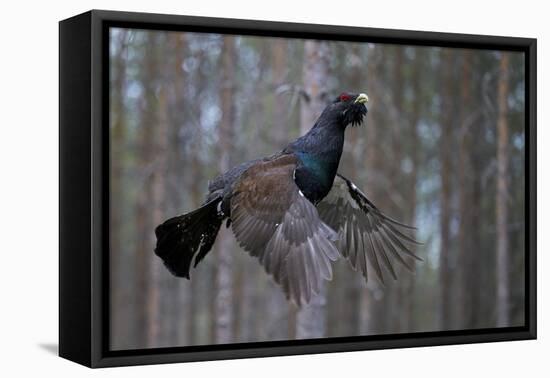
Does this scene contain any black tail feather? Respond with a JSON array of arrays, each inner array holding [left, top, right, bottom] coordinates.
[[154, 198, 223, 278]]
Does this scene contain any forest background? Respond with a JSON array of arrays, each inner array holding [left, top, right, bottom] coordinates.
[[109, 28, 526, 350]]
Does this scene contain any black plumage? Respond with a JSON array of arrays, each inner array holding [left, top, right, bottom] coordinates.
[[154, 91, 421, 305]]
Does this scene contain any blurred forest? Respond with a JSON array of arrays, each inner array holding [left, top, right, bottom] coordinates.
[[109, 28, 526, 350]]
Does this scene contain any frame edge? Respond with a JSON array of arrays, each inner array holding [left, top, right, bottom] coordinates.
[[59, 11, 93, 368], [79, 9, 537, 368]]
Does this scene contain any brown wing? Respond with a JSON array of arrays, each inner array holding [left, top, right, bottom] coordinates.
[[317, 174, 422, 284], [230, 154, 339, 305]]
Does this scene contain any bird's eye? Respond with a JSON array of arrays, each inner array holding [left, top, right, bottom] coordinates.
[[339, 93, 351, 102]]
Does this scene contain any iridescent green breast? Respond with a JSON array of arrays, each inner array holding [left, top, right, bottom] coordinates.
[[295, 152, 339, 203]]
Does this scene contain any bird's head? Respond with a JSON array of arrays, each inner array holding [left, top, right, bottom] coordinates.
[[329, 92, 369, 127]]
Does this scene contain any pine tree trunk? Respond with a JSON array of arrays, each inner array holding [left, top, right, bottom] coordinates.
[[265, 39, 291, 339], [296, 40, 330, 338], [343, 44, 363, 336], [214, 36, 237, 344], [403, 49, 424, 332], [496, 53, 510, 327], [457, 51, 473, 329], [299, 41, 330, 135], [363, 44, 382, 333], [272, 39, 289, 148], [110, 29, 131, 349], [389, 46, 405, 333], [439, 49, 453, 330], [134, 33, 160, 348], [186, 42, 208, 346], [470, 66, 484, 327], [148, 86, 169, 346], [167, 32, 189, 347]]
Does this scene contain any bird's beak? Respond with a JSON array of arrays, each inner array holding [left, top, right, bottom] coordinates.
[[354, 93, 369, 104]]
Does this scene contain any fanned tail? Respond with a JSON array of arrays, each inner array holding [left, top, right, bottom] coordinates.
[[154, 198, 223, 278]]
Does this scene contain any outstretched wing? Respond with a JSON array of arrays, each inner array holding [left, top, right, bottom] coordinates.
[[317, 174, 421, 284], [230, 154, 339, 306]]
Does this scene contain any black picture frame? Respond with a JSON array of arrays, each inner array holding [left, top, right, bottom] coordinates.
[[59, 9, 537, 368]]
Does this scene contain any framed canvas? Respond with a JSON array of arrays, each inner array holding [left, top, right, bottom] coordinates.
[[59, 9, 537, 368]]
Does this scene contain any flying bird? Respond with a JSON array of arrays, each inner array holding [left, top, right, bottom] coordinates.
[[154, 92, 421, 305]]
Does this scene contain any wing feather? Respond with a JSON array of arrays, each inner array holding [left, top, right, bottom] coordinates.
[[317, 174, 421, 283], [230, 154, 339, 305]]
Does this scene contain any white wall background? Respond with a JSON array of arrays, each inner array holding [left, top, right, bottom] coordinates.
[[0, 0, 546, 376]]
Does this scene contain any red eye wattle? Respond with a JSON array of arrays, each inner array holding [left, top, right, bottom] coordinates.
[[339, 93, 351, 102]]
